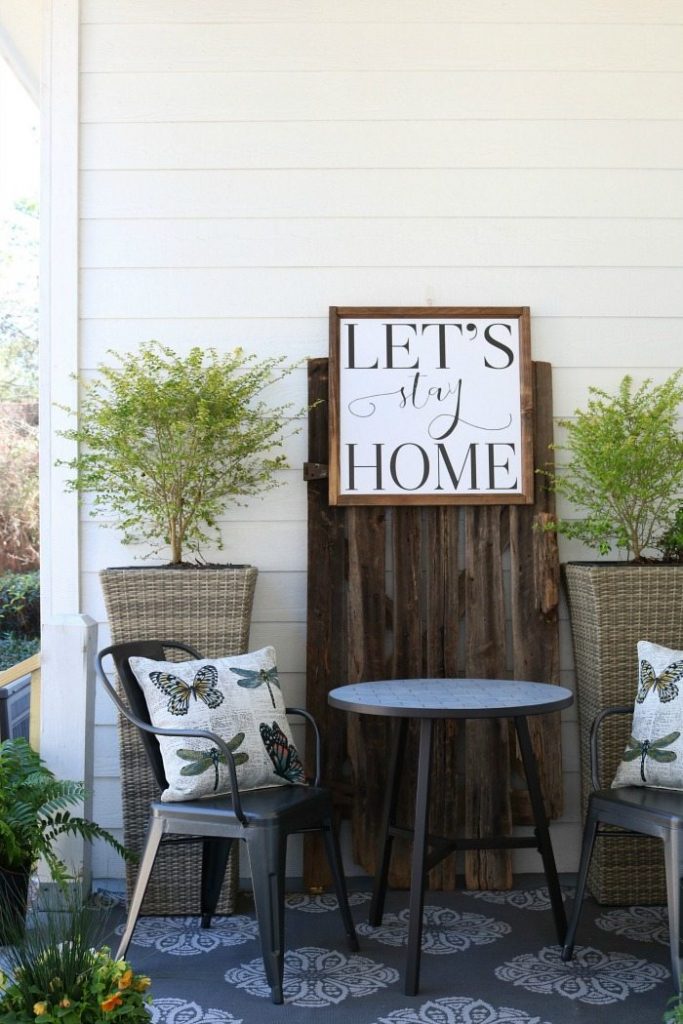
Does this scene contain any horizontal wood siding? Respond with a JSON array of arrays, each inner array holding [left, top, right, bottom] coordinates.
[[79, 0, 682, 880]]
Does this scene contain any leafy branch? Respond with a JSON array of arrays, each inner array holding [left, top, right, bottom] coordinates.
[[57, 341, 306, 564], [541, 372, 683, 562]]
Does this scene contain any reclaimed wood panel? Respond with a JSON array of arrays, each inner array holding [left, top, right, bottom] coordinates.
[[304, 359, 561, 889], [464, 505, 511, 889], [303, 358, 348, 885], [346, 504, 390, 874], [510, 362, 562, 823]]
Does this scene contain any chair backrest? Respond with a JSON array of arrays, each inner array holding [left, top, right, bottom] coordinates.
[[590, 704, 634, 790], [97, 639, 202, 790]]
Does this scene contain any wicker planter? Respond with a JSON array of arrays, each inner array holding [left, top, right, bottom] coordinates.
[[564, 562, 683, 904], [101, 565, 258, 915]]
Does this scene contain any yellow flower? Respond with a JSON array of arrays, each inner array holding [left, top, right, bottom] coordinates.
[[33, 1002, 48, 1016], [101, 993, 124, 1012], [134, 976, 151, 992], [117, 968, 134, 989], [59, 997, 72, 1008]]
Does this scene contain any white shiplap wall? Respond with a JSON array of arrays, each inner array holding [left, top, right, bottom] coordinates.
[[77, 0, 683, 878]]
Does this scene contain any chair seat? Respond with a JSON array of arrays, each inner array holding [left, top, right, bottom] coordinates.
[[152, 783, 333, 826], [592, 786, 683, 835]]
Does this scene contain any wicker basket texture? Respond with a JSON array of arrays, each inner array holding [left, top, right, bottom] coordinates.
[[565, 562, 683, 904], [100, 566, 257, 915]]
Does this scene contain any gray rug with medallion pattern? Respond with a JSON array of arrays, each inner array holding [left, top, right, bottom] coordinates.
[[92, 880, 676, 1024]]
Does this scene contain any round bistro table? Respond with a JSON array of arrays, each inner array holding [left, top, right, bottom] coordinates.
[[328, 678, 574, 996]]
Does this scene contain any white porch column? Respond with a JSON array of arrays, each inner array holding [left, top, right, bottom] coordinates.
[[39, 1, 92, 882]]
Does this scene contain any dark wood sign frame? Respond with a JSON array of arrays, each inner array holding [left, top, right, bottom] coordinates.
[[329, 306, 534, 507]]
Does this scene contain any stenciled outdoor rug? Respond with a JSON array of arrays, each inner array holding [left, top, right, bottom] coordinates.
[[86, 879, 679, 1024]]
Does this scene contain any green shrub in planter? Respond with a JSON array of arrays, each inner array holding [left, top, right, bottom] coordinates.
[[58, 341, 303, 565], [542, 372, 683, 562], [659, 505, 683, 565]]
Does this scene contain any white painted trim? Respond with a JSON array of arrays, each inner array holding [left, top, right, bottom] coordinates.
[[39, 2, 93, 868], [40, 0, 80, 620], [0, 0, 41, 104], [0, 22, 39, 102], [39, 614, 97, 887]]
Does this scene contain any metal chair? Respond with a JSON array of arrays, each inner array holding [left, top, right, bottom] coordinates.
[[562, 705, 683, 991], [96, 640, 358, 1005]]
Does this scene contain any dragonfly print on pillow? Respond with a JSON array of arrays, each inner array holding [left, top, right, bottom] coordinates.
[[621, 731, 680, 783]]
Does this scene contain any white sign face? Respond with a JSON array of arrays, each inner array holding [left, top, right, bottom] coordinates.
[[329, 308, 533, 506]]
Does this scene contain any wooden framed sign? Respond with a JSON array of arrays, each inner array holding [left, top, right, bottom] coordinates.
[[329, 306, 534, 506]]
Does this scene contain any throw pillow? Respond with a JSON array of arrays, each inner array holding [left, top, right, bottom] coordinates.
[[611, 640, 683, 791], [129, 645, 305, 802]]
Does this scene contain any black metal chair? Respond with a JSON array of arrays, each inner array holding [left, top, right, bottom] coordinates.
[[96, 640, 358, 1005], [562, 705, 683, 991]]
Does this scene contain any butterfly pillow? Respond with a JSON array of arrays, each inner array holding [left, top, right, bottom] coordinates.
[[129, 645, 306, 802], [612, 640, 683, 791]]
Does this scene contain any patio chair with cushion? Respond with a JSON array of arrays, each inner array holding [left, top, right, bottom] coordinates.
[[562, 704, 683, 992], [96, 639, 358, 1005]]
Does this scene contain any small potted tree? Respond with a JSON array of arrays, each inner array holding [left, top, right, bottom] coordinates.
[[543, 370, 683, 903], [59, 339, 301, 655], [59, 340, 302, 915]]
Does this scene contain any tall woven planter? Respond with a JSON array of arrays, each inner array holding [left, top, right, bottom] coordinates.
[[565, 562, 683, 904], [101, 565, 258, 915]]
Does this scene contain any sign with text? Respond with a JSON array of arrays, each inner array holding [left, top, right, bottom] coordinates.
[[329, 307, 533, 506]]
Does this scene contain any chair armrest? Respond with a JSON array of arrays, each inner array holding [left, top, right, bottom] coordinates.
[[96, 655, 247, 825], [286, 706, 322, 786], [590, 704, 634, 791]]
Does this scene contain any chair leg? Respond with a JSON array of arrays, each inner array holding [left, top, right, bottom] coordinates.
[[562, 805, 599, 962], [663, 830, 682, 994], [246, 829, 287, 1005], [116, 815, 164, 959], [200, 838, 234, 928], [322, 816, 359, 951]]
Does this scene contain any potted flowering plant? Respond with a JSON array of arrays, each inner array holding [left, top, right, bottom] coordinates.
[[0, 949, 151, 1023], [0, 890, 151, 1023]]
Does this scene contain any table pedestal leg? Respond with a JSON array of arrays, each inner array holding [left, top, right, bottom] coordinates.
[[514, 715, 567, 941], [405, 717, 434, 996], [370, 718, 408, 926]]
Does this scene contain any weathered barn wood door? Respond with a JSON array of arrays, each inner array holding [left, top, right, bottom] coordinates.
[[304, 358, 561, 890]]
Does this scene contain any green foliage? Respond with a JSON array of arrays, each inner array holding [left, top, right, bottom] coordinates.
[[0, 889, 151, 1023], [0, 632, 39, 671], [0, 407, 39, 567], [0, 570, 40, 635], [0, 738, 132, 885], [0, 200, 39, 569], [659, 506, 683, 565], [0, 571, 40, 668], [542, 372, 683, 562], [664, 989, 683, 1023], [58, 341, 303, 564]]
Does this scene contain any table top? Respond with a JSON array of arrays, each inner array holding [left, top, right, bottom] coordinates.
[[328, 678, 573, 719]]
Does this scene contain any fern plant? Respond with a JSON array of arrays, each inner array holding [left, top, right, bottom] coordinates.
[[0, 738, 130, 886]]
